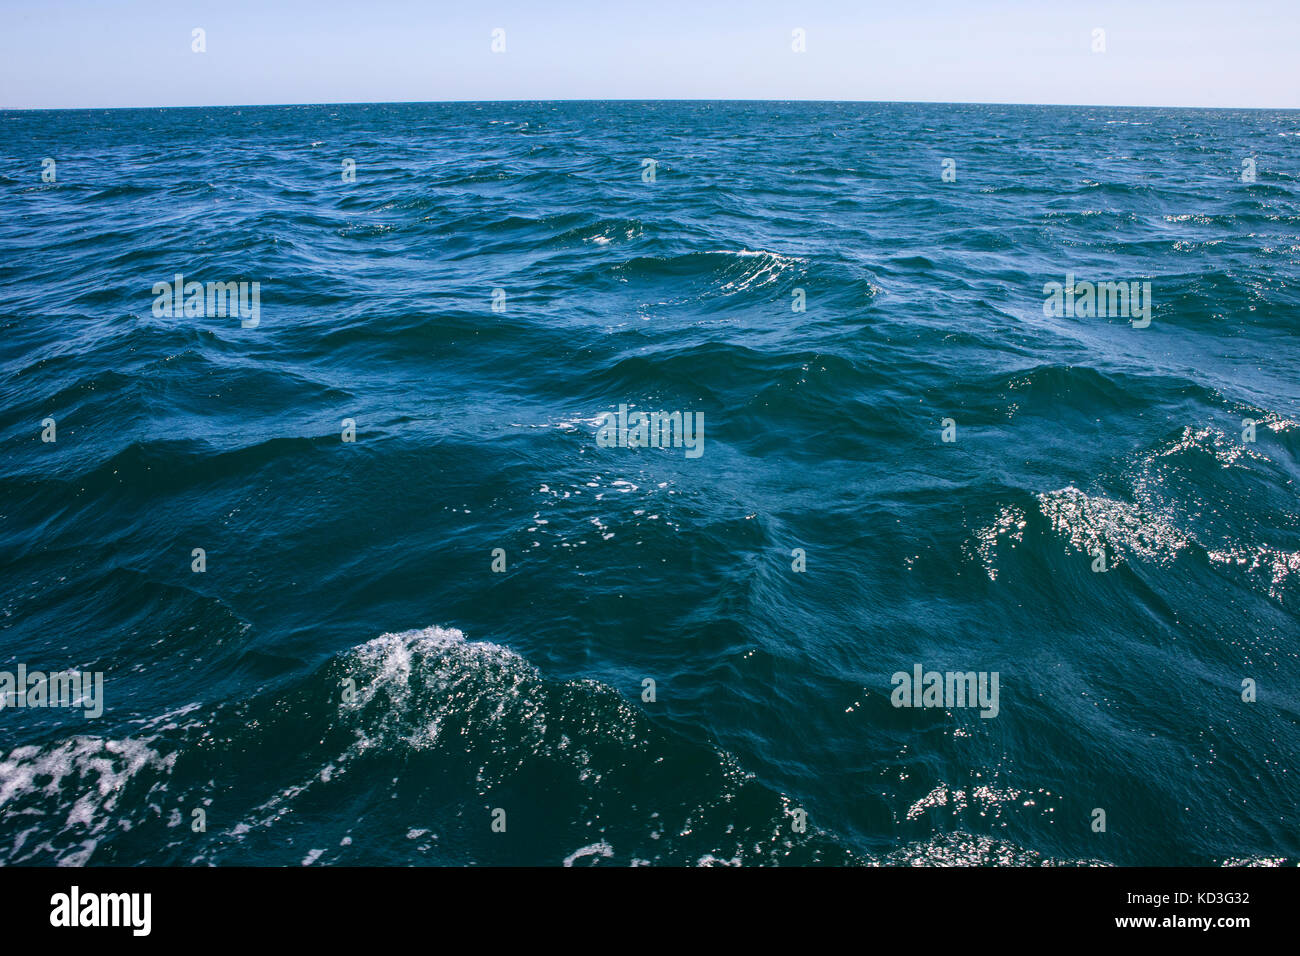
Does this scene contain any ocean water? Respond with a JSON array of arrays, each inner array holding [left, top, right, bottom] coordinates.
[[0, 100, 1297, 867]]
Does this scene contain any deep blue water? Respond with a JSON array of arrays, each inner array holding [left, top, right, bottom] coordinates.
[[0, 101, 1297, 866]]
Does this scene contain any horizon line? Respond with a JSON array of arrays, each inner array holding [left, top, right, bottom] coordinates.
[[5, 96, 1299, 113]]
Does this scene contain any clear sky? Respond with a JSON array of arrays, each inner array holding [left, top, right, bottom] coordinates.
[[1, 0, 1297, 110]]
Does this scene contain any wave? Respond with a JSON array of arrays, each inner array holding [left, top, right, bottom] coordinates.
[[969, 414, 1300, 602], [0, 627, 861, 865]]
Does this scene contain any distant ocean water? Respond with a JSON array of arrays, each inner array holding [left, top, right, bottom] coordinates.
[[0, 100, 1297, 866]]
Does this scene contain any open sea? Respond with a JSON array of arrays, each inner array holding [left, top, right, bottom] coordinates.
[[0, 100, 1297, 866]]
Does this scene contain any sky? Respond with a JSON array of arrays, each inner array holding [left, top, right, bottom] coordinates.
[[1, 0, 1297, 110]]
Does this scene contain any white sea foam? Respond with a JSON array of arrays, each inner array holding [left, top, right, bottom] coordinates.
[[1037, 485, 1192, 565], [562, 840, 614, 866], [711, 249, 805, 293], [880, 831, 1108, 867], [1145, 423, 1264, 469], [0, 734, 175, 863], [969, 505, 1027, 580], [1206, 545, 1300, 599]]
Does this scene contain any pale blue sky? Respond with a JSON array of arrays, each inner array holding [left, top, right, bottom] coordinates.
[[1, 0, 1296, 109]]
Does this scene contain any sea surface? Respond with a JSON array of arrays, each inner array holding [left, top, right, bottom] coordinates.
[[0, 101, 1297, 866]]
